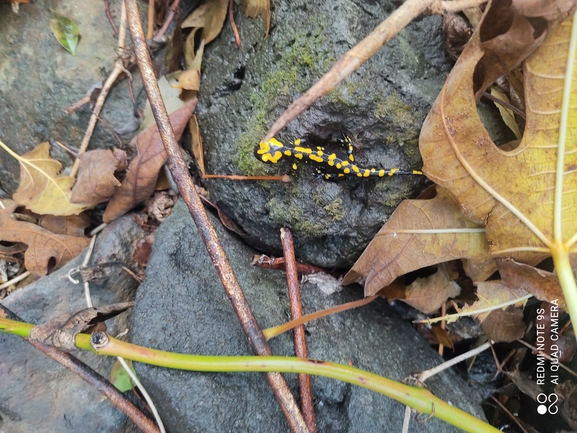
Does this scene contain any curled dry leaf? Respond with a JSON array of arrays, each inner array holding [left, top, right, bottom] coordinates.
[[0, 204, 90, 276], [401, 269, 461, 315], [70, 148, 125, 205], [344, 186, 490, 296], [498, 258, 567, 311], [11, 142, 90, 216], [28, 302, 134, 351], [102, 97, 197, 223], [182, 0, 228, 45]]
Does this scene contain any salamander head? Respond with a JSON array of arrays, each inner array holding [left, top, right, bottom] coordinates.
[[254, 138, 285, 164]]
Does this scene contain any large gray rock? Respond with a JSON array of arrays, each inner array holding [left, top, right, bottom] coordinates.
[[196, 0, 513, 269], [0, 215, 145, 433], [196, 0, 447, 268], [130, 200, 486, 432]]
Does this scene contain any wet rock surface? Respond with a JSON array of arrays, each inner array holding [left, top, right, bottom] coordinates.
[[196, 0, 449, 268], [0, 215, 144, 433], [130, 200, 486, 432], [0, 0, 138, 197]]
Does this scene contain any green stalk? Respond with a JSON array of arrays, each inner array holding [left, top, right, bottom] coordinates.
[[1, 316, 499, 433], [552, 246, 577, 335]]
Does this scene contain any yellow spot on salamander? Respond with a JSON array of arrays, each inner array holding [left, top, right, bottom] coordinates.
[[413, 170, 423, 175], [378, 169, 385, 177], [363, 169, 370, 177], [284, 150, 292, 156], [341, 160, 349, 167], [349, 154, 355, 162], [309, 154, 324, 163], [294, 153, 303, 159], [292, 163, 298, 170], [388, 168, 399, 176], [294, 146, 312, 154], [352, 165, 360, 173], [343, 167, 350, 174], [317, 150, 323, 156]]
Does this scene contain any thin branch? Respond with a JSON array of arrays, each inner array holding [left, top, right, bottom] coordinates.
[[152, 0, 182, 42], [417, 341, 492, 382], [281, 228, 316, 433], [123, 1, 309, 431]]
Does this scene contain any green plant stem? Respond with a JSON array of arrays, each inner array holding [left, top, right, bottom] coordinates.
[[0, 316, 499, 433], [552, 246, 577, 335]]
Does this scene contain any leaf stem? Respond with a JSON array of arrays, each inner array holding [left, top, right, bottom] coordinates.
[[554, 11, 577, 243], [552, 246, 577, 335]]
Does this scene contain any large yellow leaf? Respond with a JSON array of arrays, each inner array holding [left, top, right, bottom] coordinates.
[[420, 14, 577, 259], [9, 142, 90, 216]]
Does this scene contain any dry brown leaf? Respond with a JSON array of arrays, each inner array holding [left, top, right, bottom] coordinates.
[[181, 3, 210, 29], [184, 28, 200, 69], [11, 142, 90, 216], [469, 2, 564, 98], [240, 0, 270, 37], [402, 269, 461, 314], [344, 186, 490, 296], [480, 307, 526, 343], [457, 281, 530, 323], [187, 0, 228, 45], [173, 69, 201, 92], [39, 214, 91, 237], [102, 97, 197, 223], [431, 325, 454, 350], [498, 258, 567, 311], [0, 204, 90, 276], [70, 149, 124, 205]]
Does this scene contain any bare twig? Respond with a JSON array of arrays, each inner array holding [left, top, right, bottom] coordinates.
[[124, 1, 309, 431], [251, 254, 327, 275], [152, 0, 182, 42], [281, 228, 316, 433], [229, 0, 241, 47], [417, 341, 492, 383], [489, 395, 529, 433], [516, 339, 577, 378], [70, 2, 129, 177], [0, 304, 160, 433], [147, 0, 155, 39], [104, 0, 120, 37], [0, 271, 30, 290]]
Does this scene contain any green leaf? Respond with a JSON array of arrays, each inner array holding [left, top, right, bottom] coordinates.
[[110, 359, 136, 392], [50, 12, 79, 55]]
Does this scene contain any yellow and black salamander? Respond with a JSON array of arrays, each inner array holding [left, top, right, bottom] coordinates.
[[254, 136, 422, 179]]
